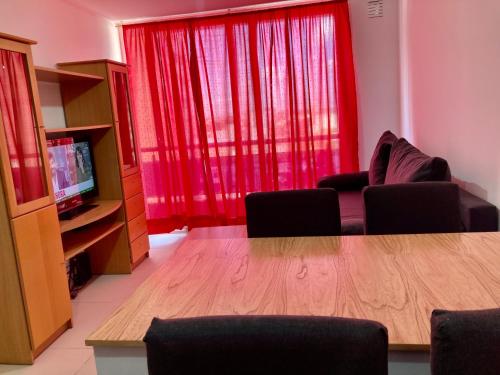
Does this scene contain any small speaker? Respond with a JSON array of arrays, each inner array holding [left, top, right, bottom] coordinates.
[[67, 252, 92, 298]]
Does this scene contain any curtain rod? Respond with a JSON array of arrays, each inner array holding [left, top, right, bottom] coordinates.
[[115, 0, 341, 26]]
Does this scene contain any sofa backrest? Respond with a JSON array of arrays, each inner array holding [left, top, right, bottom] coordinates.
[[384, 138, 451, 184]]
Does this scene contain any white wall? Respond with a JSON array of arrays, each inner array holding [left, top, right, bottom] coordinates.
[[0, 0, 121, 128], [401, 0, 500, 207], [349, 0, 401, 169]]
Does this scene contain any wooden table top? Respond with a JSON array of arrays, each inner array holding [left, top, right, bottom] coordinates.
[[86, 227, 500, 351]]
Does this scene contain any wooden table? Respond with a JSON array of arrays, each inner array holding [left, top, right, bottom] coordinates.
[[88, 226, 500, 374]]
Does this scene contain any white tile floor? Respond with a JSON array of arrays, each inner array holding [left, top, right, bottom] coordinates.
[[0, 231, 187, 375]]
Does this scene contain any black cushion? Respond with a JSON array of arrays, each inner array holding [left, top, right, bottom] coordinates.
[[245, 189, 341, 237], [338, 191, 364, 235], [317, 171, 369, 191], [385, 138, 451, 184], [363, 182, 462, 235], [431, 308, 500, 375], [459, 188, 499, 232], [144, 315, 389, 375], [368, 130, 398, 185]]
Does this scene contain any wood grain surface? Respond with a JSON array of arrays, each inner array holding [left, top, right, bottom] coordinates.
[[59, 200, 122, 233], [44, 124, 112, 134], [86, 229, 500, 350], [35, 66, 104, 83], [62, 221, 125, 260], [11, 205, 72, 351], [0, 162, 32, 364]]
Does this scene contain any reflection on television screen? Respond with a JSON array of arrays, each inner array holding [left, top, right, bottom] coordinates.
[[47, 138, 96, 214]]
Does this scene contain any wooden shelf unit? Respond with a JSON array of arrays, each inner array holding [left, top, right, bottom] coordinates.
[[45, 125, 132, 274], [0, 31, 36, 45], [57, 59, 150, 267], [45, 124, 112, 135], [60, 200, 122, 233], [0, 33, 142, 366], [35, 66, 104, 83], [0, 33, 71, 365], [62, 221, 125, 261]]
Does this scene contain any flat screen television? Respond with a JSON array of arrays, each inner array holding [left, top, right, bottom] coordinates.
[[47, 137, 97, 215]]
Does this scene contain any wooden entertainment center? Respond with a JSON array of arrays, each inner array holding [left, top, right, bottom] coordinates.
[[0, 32, 149, 364]]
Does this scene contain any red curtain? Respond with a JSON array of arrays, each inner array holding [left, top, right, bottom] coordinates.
[[0, 48, 46, 205], [123, 1, 359, 233]]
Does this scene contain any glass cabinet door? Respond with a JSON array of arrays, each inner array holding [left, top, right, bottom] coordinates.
[[0, 46, 51, 217], [111, 70, 138, 175]]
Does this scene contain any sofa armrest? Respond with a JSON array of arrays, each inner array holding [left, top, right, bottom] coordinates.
[[459, 189, 499, 232], [363, 182, 462, 235], [317, 171, 369, 191]]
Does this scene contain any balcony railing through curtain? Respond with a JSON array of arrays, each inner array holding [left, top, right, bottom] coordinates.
[[123, 0, 359, 233]]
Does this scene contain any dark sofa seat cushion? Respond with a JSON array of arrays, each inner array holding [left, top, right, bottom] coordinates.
[[338, 191, 364, 235], [368, 131, 398, 185], [385, 138, 451, 184]]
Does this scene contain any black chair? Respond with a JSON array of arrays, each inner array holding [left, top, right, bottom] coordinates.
[[245, 188, 341, 238], [144, 315, 389, 375], [363, 182, 462, 235], [431, 308, 500, 375]]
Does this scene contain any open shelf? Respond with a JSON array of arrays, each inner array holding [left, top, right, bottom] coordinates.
[[62, 221, 125, 261], [35, 66, 104, 83], [45, 124, 113, 134], [59, 200, 123, 233]]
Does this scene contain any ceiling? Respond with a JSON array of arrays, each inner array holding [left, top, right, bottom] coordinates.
[[65, 0, 290, 22]]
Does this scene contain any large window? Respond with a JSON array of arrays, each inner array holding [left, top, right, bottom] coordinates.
[[123, 0, 358, 232]]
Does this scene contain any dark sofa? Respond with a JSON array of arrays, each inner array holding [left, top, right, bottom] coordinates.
[[318, 131, 498, 235]]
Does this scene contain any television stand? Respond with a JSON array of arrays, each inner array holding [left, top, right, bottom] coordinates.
[[58, 200, 128, 273], [59, 203, 99, 221]]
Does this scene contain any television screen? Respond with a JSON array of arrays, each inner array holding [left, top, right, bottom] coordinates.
[[47, 137, 96, 213]]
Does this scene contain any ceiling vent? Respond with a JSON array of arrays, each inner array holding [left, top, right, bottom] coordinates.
[[368, 0, 383, 18]]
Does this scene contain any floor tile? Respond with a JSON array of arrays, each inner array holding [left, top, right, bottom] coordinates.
[[0, 348, 92, 375], [50, 302, 119, 349], [74, 355, 96, 375], [0, 232, 186, 375]]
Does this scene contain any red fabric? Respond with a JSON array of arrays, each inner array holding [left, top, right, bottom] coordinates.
[[123, 1, 359, 233], [0, 49, 46, 205], [112, 72, 138, 169]]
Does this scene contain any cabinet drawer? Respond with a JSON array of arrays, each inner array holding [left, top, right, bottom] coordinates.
[[131, 233, 149, 263], [127, 212, 147, 242], [125, 193, 145, 221], [122, 173, 143, 200]]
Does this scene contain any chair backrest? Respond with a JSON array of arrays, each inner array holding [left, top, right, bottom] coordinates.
[[431, 308, 500, 375], [245, 188, 341, 238], [363, 182, 462, 235], [144, 315, 389, 375]]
